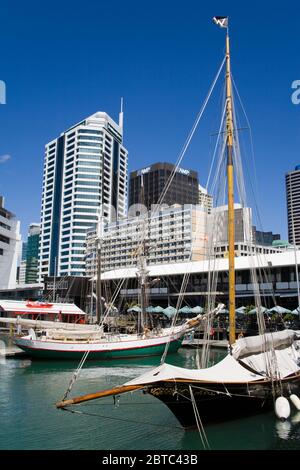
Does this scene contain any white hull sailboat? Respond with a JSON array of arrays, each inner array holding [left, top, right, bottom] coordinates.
[[14, 324, 188, 360]]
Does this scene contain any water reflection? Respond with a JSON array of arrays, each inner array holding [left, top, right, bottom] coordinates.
[[275, 420, 292, 440]]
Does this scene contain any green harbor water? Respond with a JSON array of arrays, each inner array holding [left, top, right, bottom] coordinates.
[[1, 335, 300, 451]]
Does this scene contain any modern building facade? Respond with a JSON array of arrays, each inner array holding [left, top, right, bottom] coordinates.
[[0, 196, 21, 289], [198, 184, 213, 214], [253, 227, 281, 246], [38, 111, 128, 280], [85, 204, 209, 276], [25, 223, 40, 283], [208, 204, 280, 258], [18, 260, 27, 284], [129, 163, 199, 210], [286, 165, 300, 245], [86, 202, 280, 276]]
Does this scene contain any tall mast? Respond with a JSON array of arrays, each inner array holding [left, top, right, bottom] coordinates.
[[225, 26, 236, 345], [96, 216, 103, 324]]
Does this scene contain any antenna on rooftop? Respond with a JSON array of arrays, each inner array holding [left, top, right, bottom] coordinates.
[[119, 97, 124, 131]]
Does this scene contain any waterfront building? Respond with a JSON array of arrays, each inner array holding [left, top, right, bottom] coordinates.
[[86, 203, 280, 276], [38, 111, 128, 280], [286, 165, 300, 246], [100, 250, 300, 310], [129, 162, 199, 210], [85, 204, 208, 276], [0, 196, 21, 289]]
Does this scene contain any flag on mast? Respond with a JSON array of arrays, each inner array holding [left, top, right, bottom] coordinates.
[[213, 16, 228, 28]]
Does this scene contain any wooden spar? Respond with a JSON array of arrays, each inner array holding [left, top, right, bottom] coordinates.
[[225, 27, 236, 345], [56, 384, 144, 409]]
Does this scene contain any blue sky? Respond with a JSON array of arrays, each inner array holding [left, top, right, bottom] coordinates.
[[0, 0, 299, 240]]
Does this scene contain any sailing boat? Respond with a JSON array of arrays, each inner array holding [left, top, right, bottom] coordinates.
[[14, 205, 201, 361], [56, 17, 300, 425]]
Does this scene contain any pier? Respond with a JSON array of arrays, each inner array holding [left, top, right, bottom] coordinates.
[[182, 338, 228, 349]]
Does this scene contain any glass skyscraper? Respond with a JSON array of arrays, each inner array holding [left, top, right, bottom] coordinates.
[[38, 111, 128, 280], [286, 165, 300, 246]]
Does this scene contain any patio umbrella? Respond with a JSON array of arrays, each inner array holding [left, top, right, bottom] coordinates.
[[178, 306, 192, 314], [152, 306, 164, 313], [127, 305, 141, 313], [191, 306, 204, 314], [163, 306, 177, 319], [248, 306, 269, 315], [235, 306, 246, 315], [269, 306, 291, 315], [219, 308, 229, 315], [292, 307, 300, 316], [146, 306, 154, 313]]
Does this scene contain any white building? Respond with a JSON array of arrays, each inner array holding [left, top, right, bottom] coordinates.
[[208, 204, 280, 258], [198, 184, 213, 214], [18, 260, 27, 284], [86, 203, 281, 276], [38, 111, 128, 280], [85, 204, 209, 276], [0, 196, 21, 289]]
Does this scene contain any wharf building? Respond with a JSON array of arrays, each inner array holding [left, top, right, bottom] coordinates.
[[0, 196, 21, 289], [286, 165, 300, 246], [38, 111, 128, 281], [100, 250, 300, 311]]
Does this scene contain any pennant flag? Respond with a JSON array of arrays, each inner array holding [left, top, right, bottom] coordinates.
[[213, 16, 228, 28]]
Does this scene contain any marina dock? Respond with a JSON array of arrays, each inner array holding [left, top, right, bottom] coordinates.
[[182, 338, 228, 349], [0, 341, 27, 358]]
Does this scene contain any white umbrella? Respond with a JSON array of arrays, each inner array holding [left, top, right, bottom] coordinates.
[[235, 306, 246, 315], [269, 306, 291, 315], [248, 306, 269, 315], [191, 306, 204, 314]]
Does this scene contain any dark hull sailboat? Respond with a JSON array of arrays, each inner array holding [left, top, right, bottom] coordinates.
[[56, 330, 300, 427], [146, 372, 300, 428]]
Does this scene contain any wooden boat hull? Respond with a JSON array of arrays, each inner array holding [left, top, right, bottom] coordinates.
[[14, 336, 182, 360], [146, 372, 300, 428]]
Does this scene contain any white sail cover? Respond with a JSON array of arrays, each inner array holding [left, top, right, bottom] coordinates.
[[125, 354, 264, 386], [124, 331, 300, 387], [231, 330, 300, 359], [242, 346, 300, 379]]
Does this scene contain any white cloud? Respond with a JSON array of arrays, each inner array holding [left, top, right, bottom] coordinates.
[[0, 154, 11, 164]]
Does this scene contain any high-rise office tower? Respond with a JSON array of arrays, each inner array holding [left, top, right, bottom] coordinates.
[[0, 196, 21, 289], [38, 111, 128, 280], [286, 165, 300, 245], [129, 162, 199, 210]]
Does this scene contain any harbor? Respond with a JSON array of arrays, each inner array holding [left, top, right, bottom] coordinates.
[[1, 334, 299, 451], [0, 2, 300, 455]]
